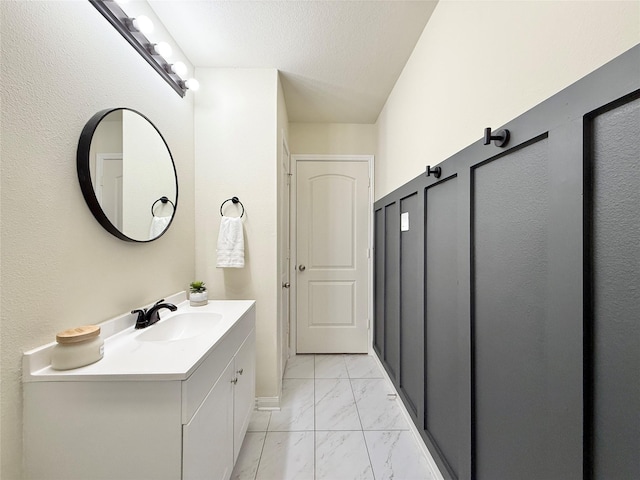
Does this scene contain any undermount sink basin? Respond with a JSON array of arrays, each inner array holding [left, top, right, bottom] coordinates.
[[135, 312, 223, 342]]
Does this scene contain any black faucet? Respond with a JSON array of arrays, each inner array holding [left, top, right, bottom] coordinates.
[[131, 299, 178, 329]]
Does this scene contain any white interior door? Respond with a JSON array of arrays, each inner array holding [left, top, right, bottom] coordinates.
[[97, 153, 123, 230], [279, 138, 291, 378], [296, 159, 370, 353]]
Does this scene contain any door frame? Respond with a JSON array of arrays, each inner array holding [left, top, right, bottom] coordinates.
[[290, 154, 375, 354]]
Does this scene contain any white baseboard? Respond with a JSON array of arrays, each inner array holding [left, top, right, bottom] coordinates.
[[255, 396, 281, 411], [370, 353, 445, 480]]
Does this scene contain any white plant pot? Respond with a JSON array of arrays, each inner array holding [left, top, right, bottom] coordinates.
[[189, 291, 208, 306]]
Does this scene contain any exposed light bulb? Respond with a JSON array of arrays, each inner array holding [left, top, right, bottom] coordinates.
[[132, 15, 153, 34], [170, 61, 187, 76], [185, 78, 200, 91], [153, 42, 172, 58]]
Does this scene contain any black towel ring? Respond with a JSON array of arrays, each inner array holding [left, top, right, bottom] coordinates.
[[220, 196, 245, 218], [151, 196, 175, 217]]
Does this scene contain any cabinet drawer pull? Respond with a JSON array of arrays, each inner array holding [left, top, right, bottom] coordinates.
[[237, 368, 244, 375], [231, 378, 238, 384]]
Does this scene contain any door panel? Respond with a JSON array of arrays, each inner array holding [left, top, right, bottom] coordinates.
[[424, 176, 459, 478], [296, 160, 369, 353], [590, 95, 640, 479], [280, 140, 291, 379]]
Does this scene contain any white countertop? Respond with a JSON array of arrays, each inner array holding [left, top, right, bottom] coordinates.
[[23, 294, 255, 382]]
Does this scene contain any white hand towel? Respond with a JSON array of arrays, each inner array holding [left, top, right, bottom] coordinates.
[[149, 216, 171, 238], [216, 216, 245, 268]]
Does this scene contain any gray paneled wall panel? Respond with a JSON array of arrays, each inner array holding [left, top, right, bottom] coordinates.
[[374, 208, 385, 357], [384, 203, 400, 381], [371, 45, 640, 480], [591, 96, 640, 479], [399, 193, 423, 417], [473, 138, 563, 480], [424, 177, 460, 478]]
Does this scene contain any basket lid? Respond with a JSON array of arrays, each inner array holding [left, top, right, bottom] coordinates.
[[56, 325, 101, 344]]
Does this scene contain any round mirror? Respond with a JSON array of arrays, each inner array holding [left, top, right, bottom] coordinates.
[[77, 108, 178, 242]]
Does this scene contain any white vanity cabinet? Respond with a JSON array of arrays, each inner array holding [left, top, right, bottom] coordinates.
[[23, 300, 256, 480], [183, 358, 234, 480], [232, 330, 256, 462], [182, 329, 256, 480]]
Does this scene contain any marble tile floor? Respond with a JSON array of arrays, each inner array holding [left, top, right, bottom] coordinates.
[[231, 354, 435, 480]]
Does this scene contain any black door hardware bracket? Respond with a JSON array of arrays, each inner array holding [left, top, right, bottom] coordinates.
[[484, 127, 510, 147], [426, 165, 442, 179]]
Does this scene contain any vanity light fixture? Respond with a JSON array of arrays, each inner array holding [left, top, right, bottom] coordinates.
[[151, 41, 172, 58], [169, 61, 188, 76], [89, 0, 198, 97], [129, 14, 154, 34], [183, 78, 200, 91]]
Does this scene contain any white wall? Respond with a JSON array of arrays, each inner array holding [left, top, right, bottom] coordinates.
[[0, 2, 195, 478], [289, 123, 376, 155], [376, 0, 640, 199], [194, 68, 281, 400]]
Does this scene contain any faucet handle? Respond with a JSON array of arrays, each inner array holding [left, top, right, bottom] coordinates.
[[153, 299, 166, 306], [131, 309, 146, 329]]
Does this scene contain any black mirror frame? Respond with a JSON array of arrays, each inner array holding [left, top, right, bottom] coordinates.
[[77, 108, 179, 242]]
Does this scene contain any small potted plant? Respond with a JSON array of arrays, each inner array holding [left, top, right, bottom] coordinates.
[[189, 281, 208, 306]]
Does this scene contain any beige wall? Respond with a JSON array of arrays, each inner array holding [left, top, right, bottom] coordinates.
[[0, 3, 195, 478], [289, 123, 376, 155], [194, 68, 281, 400], [376, 0, 640, 199]]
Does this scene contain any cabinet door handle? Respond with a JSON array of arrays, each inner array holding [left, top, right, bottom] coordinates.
[[237, 368, 244, 375], [231, 378, 238, 384]]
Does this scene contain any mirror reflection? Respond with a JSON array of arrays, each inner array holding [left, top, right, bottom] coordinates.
[[77, 108, 178, 242]]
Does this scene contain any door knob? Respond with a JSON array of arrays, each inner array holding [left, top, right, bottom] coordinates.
[[282, 282, 290, 288], [298, 265, 306, 272]]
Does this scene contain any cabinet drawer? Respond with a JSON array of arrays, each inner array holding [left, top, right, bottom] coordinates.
[[181, 305, 255, 423]]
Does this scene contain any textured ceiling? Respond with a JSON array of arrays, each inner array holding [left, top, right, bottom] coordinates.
[[147, 1, 438, 123]]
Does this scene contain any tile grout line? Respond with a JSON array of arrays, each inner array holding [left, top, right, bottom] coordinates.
[[252, 400, 273, 479], [347, 358, 377, 480]]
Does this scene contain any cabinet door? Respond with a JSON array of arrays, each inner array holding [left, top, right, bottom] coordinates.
[[233, 329, 256, 462], [183, 359, 234, 480]]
